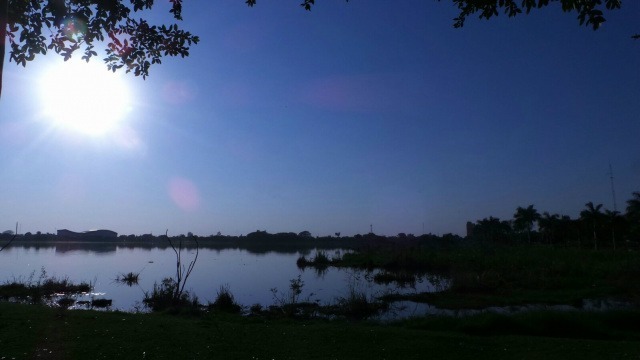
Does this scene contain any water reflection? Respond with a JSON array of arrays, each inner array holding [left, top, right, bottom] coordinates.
[[9, 240, 339, 256], [0, 243, 441, 316], [55, 242, 118, 254], [375, 298, 635, 321]]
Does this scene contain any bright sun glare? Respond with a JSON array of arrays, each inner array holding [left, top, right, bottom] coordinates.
[[39, 58, 133, 137]]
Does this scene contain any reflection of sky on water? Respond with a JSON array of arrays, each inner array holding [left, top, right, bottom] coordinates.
[[376, 298, 635, 322], [0, 244, 440, 313]]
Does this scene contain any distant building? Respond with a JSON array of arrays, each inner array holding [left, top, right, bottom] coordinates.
[[57, 229, 118, 241], [85, 229, 118, 240], [466, 222, 475, 238], [57, 229, 81, 240]]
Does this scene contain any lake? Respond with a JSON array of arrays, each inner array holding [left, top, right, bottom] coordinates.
[[0, 242, 441, 318]]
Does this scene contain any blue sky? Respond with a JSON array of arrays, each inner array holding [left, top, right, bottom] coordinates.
[[0, 1, 639, 237]]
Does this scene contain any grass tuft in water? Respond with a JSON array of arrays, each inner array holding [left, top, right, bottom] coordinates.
[[115, 272, 140, 286]]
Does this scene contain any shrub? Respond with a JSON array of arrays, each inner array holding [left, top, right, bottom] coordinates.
[[57, 297, 75, 308], [209, 284, 242, 313], [91, 299, 113, 308], [143, 277, 199, 313], [249, 303, 263, 315]]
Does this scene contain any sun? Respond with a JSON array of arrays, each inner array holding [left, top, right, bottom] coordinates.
[[38, 58, 133, 137]]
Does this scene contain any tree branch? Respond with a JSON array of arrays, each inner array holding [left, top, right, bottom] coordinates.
[[179, 236, 198, 297], [165, 229, 199, 301], [0, 0, 7, 97]]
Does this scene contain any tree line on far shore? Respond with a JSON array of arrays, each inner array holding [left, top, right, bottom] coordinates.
[[469, 192, 640, 249], [1, 191, 638, 251]]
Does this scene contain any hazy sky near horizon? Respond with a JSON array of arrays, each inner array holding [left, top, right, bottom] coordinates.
[[0, 1, 639, 237]]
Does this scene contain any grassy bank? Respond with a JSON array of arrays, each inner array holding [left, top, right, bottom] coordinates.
[[1, 302, 640, 359]]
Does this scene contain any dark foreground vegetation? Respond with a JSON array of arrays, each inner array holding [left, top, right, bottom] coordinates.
[[3, 239, 640, 359], [336, 244, 640, 309], [1, 192, 639, 358], [1, 302, 640, 359]]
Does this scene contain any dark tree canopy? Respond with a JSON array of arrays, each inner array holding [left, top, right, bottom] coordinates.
[[445, 0, 623, 30], [0, 0, 199, 95], [0, 0, 633, 97], [248, 0, 624, 31]]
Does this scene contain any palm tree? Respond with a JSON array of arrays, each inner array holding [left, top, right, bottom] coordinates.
[[604, 209, 622, 251], [475, 216, 513, 243], [559, 215, 580, 245], [580, 202, 603, 250], [513, 205, 540, 243], [538, 212, 560, 244], [626, 192, 640, 242]]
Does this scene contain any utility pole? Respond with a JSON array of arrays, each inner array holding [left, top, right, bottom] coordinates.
[[370, 224, 373, 234]]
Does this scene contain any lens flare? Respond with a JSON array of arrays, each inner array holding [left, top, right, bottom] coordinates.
[[168, 177, 201, 212], [62, 16, 88, 38]]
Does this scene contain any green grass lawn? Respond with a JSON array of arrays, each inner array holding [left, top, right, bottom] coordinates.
[[1, 302, 640, 359]]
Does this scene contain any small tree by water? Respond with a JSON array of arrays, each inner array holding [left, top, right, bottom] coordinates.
[[144, 231, 200, 311], [166, 230, 199, 302], [0, 223, 17, 252]]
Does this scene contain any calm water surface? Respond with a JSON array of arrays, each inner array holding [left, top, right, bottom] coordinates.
[[0, 243, 439, 316]]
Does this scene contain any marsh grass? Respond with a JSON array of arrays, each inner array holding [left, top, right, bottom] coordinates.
[[373, 271, 417, 288], [296, 251, 334, 269], [331, 288, 389, 320], [143, 277, 200, 313], [271, 275, 305, 307], [267, 276, 322, 318], [334, 244, 640, 307], [313, 251, 331, 265], [209, 284, 242, 313], [40, 277, 91, 295], [0, 268, 91, 304], [296, 255, 309, 268]]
